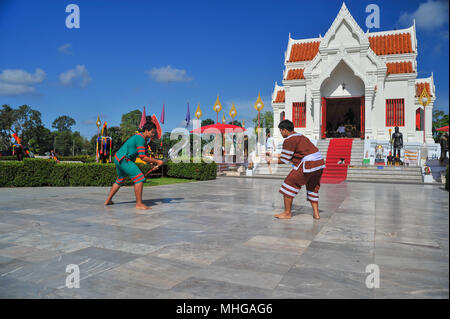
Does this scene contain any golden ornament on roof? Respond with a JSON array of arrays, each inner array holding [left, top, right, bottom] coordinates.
[[418, 87, 431, 107]]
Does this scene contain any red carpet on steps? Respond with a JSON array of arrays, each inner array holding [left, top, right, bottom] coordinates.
[[321, 138, 353, 184]]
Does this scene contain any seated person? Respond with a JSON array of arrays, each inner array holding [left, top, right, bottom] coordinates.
[[337, 124, 346, 137]]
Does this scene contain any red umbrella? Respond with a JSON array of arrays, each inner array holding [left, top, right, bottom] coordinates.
[[190, 123, 246, 134], [436, 125, 449, 132]]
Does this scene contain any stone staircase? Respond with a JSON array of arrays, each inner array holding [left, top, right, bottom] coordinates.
[[346, 165, 423, 183], [317, 138, 365, 165], [251, 138, 424, 184]]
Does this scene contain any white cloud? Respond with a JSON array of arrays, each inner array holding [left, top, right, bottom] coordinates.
[[0, 68, 46, 84], [59, 65, 92, 88], [398, 0, 449, 30], [0, 68, 45, 96], [0, 82, 37, 96], [58, 43, 73, 55], [146, 65, 192, 83]]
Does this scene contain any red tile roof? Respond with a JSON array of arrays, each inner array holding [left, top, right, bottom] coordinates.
[[273, 90, 285, 103], [288, 42, 320, 62], [386, 61, 414, 75], [286, 69, 305, 80], [416, 82, 432, 97], [369, 33, 413, 55]]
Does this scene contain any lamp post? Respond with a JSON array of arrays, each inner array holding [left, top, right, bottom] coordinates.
[[195, 104, 202, 120], [229, 102, 237, 125], [254, 92, 264, 129], [95, 115, 101, 163], [213, 95, 222, 124]]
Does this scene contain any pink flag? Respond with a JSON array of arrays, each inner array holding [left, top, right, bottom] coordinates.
[[139, 106, 146, 129], [160, 104, 165, 124]]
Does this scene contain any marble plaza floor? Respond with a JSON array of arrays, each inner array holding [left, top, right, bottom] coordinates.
[[0, 178, 448, 299]]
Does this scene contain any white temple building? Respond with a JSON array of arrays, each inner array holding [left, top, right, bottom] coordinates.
[[271, 3, 438, 159]]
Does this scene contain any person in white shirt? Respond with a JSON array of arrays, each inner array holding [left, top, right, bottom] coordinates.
[[265, 132, 276, 174]]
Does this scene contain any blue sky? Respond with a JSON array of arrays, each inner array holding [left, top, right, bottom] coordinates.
[[0, 0, 448, 138]]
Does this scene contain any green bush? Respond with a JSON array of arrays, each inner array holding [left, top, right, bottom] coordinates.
[[0, 158, 216, 187], [0, 156, 17, 161], [58, 155, 96, 163], [166, 160, 217, 181], [0, 155, 96, 162]]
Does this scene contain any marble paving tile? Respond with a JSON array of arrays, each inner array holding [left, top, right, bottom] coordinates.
[[243, 235, 311, 254], [0, 245, 61, 263], [98, 255, 202, 290], [191, 265, 284, 290], [171, 277, 275, 299]]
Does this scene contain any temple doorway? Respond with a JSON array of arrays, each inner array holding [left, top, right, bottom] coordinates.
[[324, 97, 363, 138]]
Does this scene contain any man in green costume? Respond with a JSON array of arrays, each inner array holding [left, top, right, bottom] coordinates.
[[104, 120, 163, 210]]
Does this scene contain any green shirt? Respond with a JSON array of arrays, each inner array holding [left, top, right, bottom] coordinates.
[[114, 133, 147, 163]]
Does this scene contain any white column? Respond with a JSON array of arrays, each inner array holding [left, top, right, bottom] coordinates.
[[406, 79, 417, 142], [364, 88, 374, 139], [311, 89, 321, 140], [425, 101, 434, 144]]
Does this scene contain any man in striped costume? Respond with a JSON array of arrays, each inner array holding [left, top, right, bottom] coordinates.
[[104, 120, 163, 210], [273, 120, 325, 220]]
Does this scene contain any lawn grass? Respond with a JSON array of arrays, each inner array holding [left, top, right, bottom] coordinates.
[[143, 177, 196, 187]]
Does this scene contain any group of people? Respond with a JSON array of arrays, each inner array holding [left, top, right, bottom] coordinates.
[[105, 117, 325, 220]]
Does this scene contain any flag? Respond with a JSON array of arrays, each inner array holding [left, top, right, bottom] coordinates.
[[160, 104, 165, 124], [185, 102, 190, 127], [139, 106, 147, 129]]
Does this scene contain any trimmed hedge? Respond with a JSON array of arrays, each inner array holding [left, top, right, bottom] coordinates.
[[0, 158, 216, 187], [0, 155, 96, 162], [166, 160, 217, 181]]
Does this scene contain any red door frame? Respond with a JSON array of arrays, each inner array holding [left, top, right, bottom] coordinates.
[[321, 96, 365, 139], [321, 97, 326, 139], [360, 97, 365, 138]]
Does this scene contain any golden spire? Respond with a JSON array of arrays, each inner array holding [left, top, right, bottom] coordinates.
[[222, 113, 226, 123]]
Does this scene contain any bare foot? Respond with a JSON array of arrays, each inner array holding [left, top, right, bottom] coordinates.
[[136, 203, 151, 210], [313, 214, 320, 220], [274, 212, 292, 219], [104, 200, 114, 205]]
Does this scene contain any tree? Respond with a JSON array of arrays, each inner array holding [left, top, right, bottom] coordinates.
[[228, 120, 242, 127], [27, 125, 53, 155], [252, 110, 274, 134], [52, 115, 76, 132], [120, 109, 141, 142], [0, 104, 16, 149], [201, 118, 215, 126], [432, 109, 449, 142], [0, 104, 44, 152]]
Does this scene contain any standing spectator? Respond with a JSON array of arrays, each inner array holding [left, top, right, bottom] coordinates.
[[440, 132, 449, 164]]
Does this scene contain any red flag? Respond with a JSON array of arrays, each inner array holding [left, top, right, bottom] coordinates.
[[139, 106, 146, 129], [160, 104, 165, 124]]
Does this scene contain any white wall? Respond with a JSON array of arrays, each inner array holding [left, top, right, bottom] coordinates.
[[320, 61, 365, 98]]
